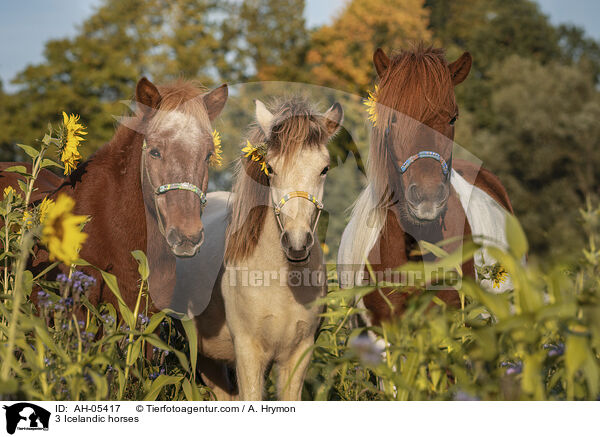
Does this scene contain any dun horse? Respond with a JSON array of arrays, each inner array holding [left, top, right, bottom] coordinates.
[[26, 77, 228, 313], [339, 46, 514, 326], [187, 97, 343, 400]]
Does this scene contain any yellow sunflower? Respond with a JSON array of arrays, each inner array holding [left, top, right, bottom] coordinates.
[[22, 211, 35, 231], [363, 85, 379, 126], [491, 265, 508, 289], [210, 129, 223, 167], [241, 140, 269, 175], [60, 112, 87, 176], [39, 197, 55, 225], [3, 186, 18, 201], [41, 194, 87, 265]]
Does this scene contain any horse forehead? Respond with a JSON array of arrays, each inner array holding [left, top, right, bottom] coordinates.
[[153, 110, 206, 144]]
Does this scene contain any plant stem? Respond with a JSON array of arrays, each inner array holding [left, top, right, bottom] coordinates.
[[122, 278, 145, 397], [0, 232, 33, 381]]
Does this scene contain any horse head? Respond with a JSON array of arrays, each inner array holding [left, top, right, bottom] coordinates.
[[371, 46, 471, 225], [135, 77, 228, 257]]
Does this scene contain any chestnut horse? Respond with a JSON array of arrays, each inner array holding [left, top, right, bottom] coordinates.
[[338, 46, 514, 326], [19, 77, 229, 315]]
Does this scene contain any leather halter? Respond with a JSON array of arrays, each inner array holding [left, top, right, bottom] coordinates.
[[272, 191, 324, 237], [141, 139, 207, 237]]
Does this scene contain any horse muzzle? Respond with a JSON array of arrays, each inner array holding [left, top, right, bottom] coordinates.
[[281, 230, 314, 264], [167, 227, 205, 257], [405, 182, 449, 222]]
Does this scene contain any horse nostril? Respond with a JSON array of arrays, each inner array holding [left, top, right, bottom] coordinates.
[[196, 229, 205, 246], [304, 232, 314, 251], [435, 184, 447, 203], [407, 184, 421, 205], [166, 228, 182, 247], [280, 231, 291, 249]]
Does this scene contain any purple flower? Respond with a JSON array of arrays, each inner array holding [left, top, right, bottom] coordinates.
[[138, 314, 150, 326], [501, 361, 523, 376], [101, 314, 115, 325], [543, 343, 565, 358], [56, 270, 97, 295]]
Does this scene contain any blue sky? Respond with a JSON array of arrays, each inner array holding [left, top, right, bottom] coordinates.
[[0, 0, 599, 90]]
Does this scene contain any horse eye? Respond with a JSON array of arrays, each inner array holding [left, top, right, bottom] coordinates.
[[449, 116, 458, 126], [320, 166, 330, 176], [266, 164, 274, 175], [149, 148, 161, 158], [205, 152, 213, 162]]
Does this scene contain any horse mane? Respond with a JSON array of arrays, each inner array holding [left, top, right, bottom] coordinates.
[[108, 78, 211, 174], [343, 44, 458, 268], [149, 79, 211, 133], [225, 96, 331, 263]]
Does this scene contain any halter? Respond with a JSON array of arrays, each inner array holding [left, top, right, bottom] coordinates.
[[141, 139, 207, 237], [273, 191, 324, 237], [384, 127, 452, 179], [399, 151, 449, 176]]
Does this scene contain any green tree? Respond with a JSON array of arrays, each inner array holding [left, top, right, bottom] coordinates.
[[463, 56, 600, 260], [224, 0, 311, 82]]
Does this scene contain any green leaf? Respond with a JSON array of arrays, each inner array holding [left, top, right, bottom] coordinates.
[[16, 144, 40, 159], [40, 159, 63, 169], [99, 270, 134, 328], [143, 375, 183, 401], [181, 317, 198, 379], [566, 334, 589, 399], [131, 250, 149, 281], [4, 165, 28, 176], [17, 180, 28, 194], [505, 213, 528, 259]]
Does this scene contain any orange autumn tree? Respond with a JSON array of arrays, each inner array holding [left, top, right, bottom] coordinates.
[[307, 0, 432, 93]]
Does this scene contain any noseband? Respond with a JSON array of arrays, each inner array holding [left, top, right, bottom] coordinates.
[[141, 139, 207, 237], [273, 191, 324, 237], [399, 151, 449, 176], [385, 127, 452, 179]]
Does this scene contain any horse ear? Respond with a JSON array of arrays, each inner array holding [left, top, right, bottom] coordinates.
[[448, 52, 472, 86], [373, 48, 390, 78], [323, 102, 344, 137], [203, 84, 228, 121], [136, 77, 161, 114], [255, 99, 274, 135]]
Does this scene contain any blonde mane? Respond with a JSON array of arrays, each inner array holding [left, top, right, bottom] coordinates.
[[225, 97, 331, 263]]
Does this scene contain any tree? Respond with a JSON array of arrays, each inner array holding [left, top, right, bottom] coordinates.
[[0, 0, 232, 160], [463, 55, 600, 260], [306, 0, 432, 94], [224, 0, 311, 82]]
